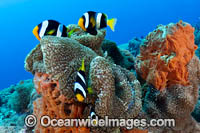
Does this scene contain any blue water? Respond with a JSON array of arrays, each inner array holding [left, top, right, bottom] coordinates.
[[0, 0, 199, 89]]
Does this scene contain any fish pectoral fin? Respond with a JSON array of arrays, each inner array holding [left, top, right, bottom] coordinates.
[[107, 18, 117, 31], [47, 29, 56, 35], [78, 58, 85, 71], [87, 87, 93, 94]]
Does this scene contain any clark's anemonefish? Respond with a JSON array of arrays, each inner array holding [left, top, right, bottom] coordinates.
[[32, 20, 68, 40], [78, 11, 117, 35], [74, 59, 93, 102]]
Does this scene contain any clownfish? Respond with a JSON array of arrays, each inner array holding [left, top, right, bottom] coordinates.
[[90, 106, 97, 125], [90, 107, 97, 120], [32, 20, 73, 40], [74, 59, 93, 102], [78, 11, 117, 35]]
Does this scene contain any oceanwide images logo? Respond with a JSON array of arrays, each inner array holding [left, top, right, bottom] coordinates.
[[24, 115, 175, 129]]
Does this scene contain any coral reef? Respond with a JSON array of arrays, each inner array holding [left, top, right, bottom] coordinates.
[[0, 79, 36, 132], [23, 20, 200, 133], [90, 56, 141, 119], [135, 21, 198, 91], [118, 43, 129, 50], [68, 24, 106, 56], [8, 80, 34, 113], [192, 89, 200, 122], [122, 129, 148, 133], [194, 20, 200, 46], [25, 25, 142, 132], [33, 72, 90, 133], [25, 36, 97, 101], [101, 39, 134, 70], [194, 20, 200, 58], [135, 21, 200, 132], [128, 37, 144, 57]]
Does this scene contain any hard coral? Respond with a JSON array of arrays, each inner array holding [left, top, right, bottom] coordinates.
[[33, 72, 90, 133], [8, 79, 34, 113], [128, 37, 144, 57], [0, 79, 35, 132], [136, 21, 198, 91], [194, 20, 200, 46], [194, 21, 200, 58]]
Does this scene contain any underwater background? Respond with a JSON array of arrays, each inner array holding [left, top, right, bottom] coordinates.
[[1, 0, 200, 133], [0, 0, 200, 89]]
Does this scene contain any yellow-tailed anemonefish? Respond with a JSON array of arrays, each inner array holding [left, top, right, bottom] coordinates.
[[74, 59, 93, 102], [78, 11, 117, 35], [32, 20, 73, 40]]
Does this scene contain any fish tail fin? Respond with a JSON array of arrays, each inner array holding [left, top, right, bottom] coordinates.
[[107, 18, 117, 32], [79, 58, 85, 71]]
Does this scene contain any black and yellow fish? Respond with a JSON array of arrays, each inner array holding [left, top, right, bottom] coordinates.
[[78, 11, 117, 35], [32, 20, 70, 40], [74, 59, 93, 102]]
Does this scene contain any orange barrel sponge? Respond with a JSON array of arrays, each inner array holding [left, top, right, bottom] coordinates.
[[122, 128, 148, 133], [136, 21, 198, 91], [33, 72, 90, 133]]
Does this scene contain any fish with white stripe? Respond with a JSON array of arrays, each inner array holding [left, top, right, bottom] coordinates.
[[32, 20, 69, 40], [78, 11, 117, 35], [74, 59, 93, 102], [90, 106, 97, 120]]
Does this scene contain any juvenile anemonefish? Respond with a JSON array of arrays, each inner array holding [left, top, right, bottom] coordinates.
[[78, 11, 117, 35], [32, 20, 69, 40], [90, 106, 97, 125], [74, 59, 93, 102], [90, 107, 97, 120]]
